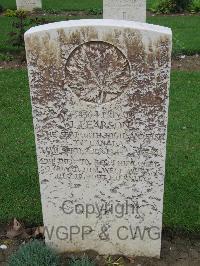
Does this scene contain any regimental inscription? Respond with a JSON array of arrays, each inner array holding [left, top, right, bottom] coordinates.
[[65, 41, 131, 104]]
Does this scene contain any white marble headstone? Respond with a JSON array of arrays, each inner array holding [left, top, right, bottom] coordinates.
[[25, 19, 172, 258], [103, 0, 146, 22], [16, 0, 42, 11]]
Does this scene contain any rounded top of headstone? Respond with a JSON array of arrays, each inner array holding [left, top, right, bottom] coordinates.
[[25, 19, 172, 37]]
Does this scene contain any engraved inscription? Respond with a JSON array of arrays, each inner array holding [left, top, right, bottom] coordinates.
[[65, 41, 131, 104], [25, 21, 172, 257]]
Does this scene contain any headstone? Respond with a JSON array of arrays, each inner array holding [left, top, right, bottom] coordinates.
[[16, 0, 42, 11], [25, 19, 172, 258], [103, 0, 146, 22]]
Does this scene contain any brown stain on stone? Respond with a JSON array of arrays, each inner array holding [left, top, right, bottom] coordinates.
[[25, 32, 64, 107], [25, 25, 171, 132], [58, 29, 81, 46], [118, 31, 171, 129], [81, 27, 98, 41], [123, 31, 170, 110], [131, 92, 163, 106]]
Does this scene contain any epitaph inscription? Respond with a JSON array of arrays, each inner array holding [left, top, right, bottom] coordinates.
[[25, 20, 172, 258]]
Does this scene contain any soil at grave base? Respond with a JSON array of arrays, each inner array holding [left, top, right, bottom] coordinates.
[[0, 224, 200, 266], [0, 60, 26, 70], [0, 11, 97, 18], [0, 55, 200, 72], [172, 55, 200, 72]]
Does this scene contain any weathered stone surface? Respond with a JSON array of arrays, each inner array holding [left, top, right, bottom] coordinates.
[[103, 0, 146, 22], [16, 0, 42, 11], [25, 20, 172, 258]]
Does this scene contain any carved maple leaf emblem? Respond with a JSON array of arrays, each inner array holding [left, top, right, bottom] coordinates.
[[65, 41, 131, 104]]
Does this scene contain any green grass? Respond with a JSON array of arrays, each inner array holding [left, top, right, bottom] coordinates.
[[0, 13, 200, 58], [0, 69, 199, 231], [164, 71, 200, 231], [0, 0, 161, 11], [0, 15, 101, 57], [1, 0, 103, 11], [0, 69, 42, 225], [1, 0, 199, 12], [148, 15, 200, 55], [0, 0, 193, 11], [0, 16, 18, 54]]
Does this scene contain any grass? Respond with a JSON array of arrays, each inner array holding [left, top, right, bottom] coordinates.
[[0, 14, 200, 58], [148, 15, 200, 55], [0, 0, 158, 11], [164, 71, 200, 231], [0, 69, 199, 231], [0, 0, 199, 232], [0, 0, 198, 12], [0, 15, 102, 58], [1, 0, 102, 11], [0, 16, 19, 55], [0, 69, 42, 225]]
